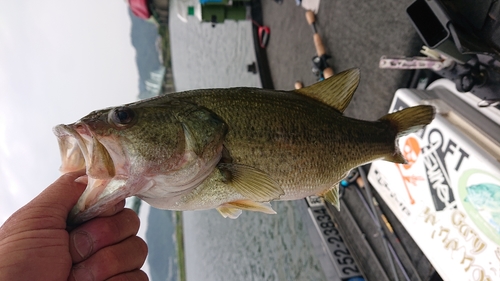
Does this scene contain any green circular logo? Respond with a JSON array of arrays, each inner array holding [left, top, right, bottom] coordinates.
[[458, 169, 500, 245]]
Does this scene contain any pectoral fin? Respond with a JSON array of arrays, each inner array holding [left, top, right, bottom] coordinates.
[[217, 200, 277, 219], [218, 163, 284, 202], [323, 185, 340, 211]]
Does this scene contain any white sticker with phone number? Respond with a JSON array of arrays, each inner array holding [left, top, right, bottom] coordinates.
[[308, 206, 362, 279]]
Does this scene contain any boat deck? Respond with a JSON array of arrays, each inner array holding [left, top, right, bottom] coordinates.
[[253, 1, 440, 280]]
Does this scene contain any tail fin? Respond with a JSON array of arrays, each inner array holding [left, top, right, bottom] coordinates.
[[379, 105, 435, 164]]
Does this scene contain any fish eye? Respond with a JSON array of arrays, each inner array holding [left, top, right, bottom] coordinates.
[[110, 107, 135, 127]]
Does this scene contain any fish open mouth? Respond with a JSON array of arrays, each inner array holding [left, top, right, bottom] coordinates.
[[53, 123, 124, 224], [54, 123, 116, 178], [53, 124, 89, 174]]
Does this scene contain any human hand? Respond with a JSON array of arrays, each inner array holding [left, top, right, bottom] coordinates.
[[0, 171, 148, 281]]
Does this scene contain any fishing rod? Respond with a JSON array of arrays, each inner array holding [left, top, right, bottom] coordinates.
[[306, 10, 334, 80], [295, 10, 334, 90]]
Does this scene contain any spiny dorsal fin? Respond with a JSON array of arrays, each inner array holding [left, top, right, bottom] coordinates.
[[217, 200, 277, 219], [294, 68, 360, 113], [323, 185, 340, 211], [218, 163, 284, 202]]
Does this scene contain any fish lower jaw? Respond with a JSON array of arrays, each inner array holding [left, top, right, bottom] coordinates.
[[68, 176, 129, 224]]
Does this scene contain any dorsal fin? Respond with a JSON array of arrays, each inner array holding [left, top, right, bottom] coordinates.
[[294, 68, 360, 113]]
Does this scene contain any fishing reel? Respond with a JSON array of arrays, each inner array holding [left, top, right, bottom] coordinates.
[[338, 169, 361, 199], [311, 54, 332, 80]]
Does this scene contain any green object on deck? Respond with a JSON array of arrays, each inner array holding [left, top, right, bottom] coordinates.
[[202, 0, 229, 4], [188, 6, 195, 16], [201, 6, 246, 23], [200, 0, 249, 23], [201, 5, 225, 23], [225, 6, 246, 20]]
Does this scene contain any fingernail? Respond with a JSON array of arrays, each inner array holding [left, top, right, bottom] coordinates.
[[72, 266, 95, 281], [75, 175, 88, 185], [73, 231, 93, 259]]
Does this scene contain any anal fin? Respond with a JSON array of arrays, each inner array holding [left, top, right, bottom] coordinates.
[[216, 206, 243, 219], [322, 185, 340, 211], [216, 199, 277, 219]]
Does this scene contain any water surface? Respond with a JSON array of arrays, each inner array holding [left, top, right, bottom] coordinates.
[[183, 201, 327, 281]]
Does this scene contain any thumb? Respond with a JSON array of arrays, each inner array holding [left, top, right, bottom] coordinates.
[[35, 170, 87, 219], [8, 170, 87, 231]]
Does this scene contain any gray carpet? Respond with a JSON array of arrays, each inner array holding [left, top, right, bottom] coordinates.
[[261, 0, 424, 120]]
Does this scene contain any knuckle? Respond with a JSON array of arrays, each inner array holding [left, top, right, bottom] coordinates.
[[107, 270, 149, 281], [132, 236, 148, 258], [102, 245, 122, 265], [121, 209, 141, 233], [99, 217, 122, 239]]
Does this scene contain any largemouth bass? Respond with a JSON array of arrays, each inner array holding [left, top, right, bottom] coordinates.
[[54, 69, 435, 223]]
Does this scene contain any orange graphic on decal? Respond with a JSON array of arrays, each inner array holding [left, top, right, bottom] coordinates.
[[402, 137, 421, 169], [396, 137, 423, 205]]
